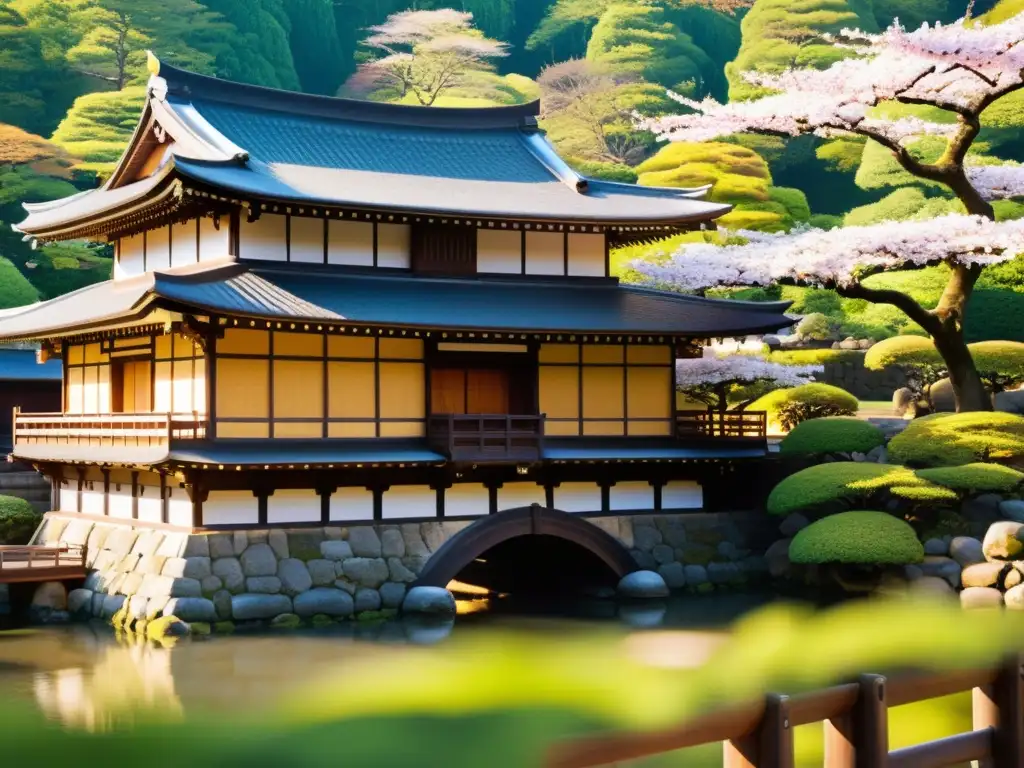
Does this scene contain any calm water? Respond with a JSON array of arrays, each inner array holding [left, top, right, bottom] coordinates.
[[0, 592, 776, 729]]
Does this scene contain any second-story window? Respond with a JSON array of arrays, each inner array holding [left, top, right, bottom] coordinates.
[[411, 224, 476, 275]]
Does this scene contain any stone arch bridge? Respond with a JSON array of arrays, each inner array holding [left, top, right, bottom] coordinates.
[[32, 506, 774, 624]]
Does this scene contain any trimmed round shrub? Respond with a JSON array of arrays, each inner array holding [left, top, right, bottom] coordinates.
[[779, 417, 885, 456], [767, 462, 955, 516], [789, 511, 925, 565], [970, 341, 1024, 388], [864, 335, 942, 371], [888, 412, 1024, 467], [915, 463, 1024, 494], [797, 312, 831, 340], [0, 496, 42, 544], [749, 383, 858, 432]]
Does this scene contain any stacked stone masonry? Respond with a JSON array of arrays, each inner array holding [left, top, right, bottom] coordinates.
[[35, 509, 774, 624]]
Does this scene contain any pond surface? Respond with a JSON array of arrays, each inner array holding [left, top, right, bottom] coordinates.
[[0, 591, 776, 730]]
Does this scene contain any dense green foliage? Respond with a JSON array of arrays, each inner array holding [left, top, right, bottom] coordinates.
[[767, 461, 955, 516], [788, 510, 925, 565], [888, 412, 1024, 467], [0, 495, 40, 544], [916, 463, 1024, 493], [779, 417, 886, 456], [748, 383, 859, 431]]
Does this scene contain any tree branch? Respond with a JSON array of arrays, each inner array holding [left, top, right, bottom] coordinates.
[[835, 281, 942, 335]]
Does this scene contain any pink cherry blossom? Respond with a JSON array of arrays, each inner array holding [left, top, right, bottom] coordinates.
[[633, 214, 1024, 291], [675, 355, 821, 389]]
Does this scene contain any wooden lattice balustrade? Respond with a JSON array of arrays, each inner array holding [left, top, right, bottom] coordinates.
[[0, 543, 87, 584], [13, 410, 207, 448]]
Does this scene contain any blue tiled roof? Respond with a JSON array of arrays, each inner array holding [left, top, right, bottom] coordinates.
[[0, 348, 61, 381]]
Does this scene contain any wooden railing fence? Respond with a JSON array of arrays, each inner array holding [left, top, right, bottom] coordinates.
[[546, 658, 1024, 768], [427, 413, 546, 462], [0, 544, 86, 571], [13, 410, 207, 447], [676, 411, 768, 441]]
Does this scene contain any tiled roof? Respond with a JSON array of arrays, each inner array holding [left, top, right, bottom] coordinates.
[[0, 263, 792, 341]]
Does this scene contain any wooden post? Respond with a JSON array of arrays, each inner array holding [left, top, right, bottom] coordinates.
[[724, 694, 794, 768], [974, 655, 1024, 768], [824, 712, 855, 768], [853, 674, 888, 768]]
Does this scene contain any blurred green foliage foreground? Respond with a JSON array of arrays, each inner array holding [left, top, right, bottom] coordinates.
[[3, 596, 1024, 767]]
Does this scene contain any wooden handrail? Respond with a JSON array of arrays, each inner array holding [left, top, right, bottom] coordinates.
[[546, 657, 1024, 768], [676, 410, 767, 440], [13, 411, 207, 446], [0, 543, 86, 571]]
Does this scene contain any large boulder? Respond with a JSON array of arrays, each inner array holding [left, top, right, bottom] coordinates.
[[31, 582, 67, 611], [293, 587, 354, 618], [995, 389, 1024, 415], [765, 539, 792, 579], [949, 537, 985, 568], [919, 556, 961, 588], [961, 586, 1004, 610], [402, 586, 457, 617], [231, 593, 292, 621], [277, 559, 312, 596], [983, 522, 1024, 561], [779, 514, 810, 538], [348, 527, 382, 558], [617, 570, 669, 599], [911, 577, 955, 598], [341, 557, 389, 588], [999, 500, 1024, 524], [163, 597, 217, 623], [928, 378, 956, 413], [892, 387, 917, 418], [961, 562, 1008, 589], [923, 539, 948, 556], [240, 543, 278, 577], [1005, 583, 1024, 610]]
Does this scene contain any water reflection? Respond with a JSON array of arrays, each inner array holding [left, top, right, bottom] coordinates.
[[0, 592, 774, 731]]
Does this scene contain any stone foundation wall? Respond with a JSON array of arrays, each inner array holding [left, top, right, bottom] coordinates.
[[34, 508, 775, 626], [816, 354, 906, 401]]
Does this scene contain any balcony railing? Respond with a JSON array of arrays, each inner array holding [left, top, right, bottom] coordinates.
[[675, 410, 767, 441], [13, 411, 207, 448], [428, 413, 545, 463]]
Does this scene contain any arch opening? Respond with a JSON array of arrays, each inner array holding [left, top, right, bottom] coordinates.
[[414, 505, 636, 614]]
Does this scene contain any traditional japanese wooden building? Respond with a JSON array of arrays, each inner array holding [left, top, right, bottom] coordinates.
[[4, 55, 791, 532]]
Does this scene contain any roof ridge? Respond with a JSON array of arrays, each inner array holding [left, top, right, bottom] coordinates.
[[149, 54, 540, 131]]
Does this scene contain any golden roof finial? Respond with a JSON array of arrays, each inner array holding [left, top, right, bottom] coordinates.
[[146, 51, 161, 77]]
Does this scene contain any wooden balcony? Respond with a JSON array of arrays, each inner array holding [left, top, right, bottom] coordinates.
[[0, 544, 87, 584], [13, 411, 207, 450], [428, 414, 545, 463], [675, 410, 767, 442]]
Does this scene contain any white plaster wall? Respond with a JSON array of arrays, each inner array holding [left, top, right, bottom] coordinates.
[[137, 488, 162, 524], [377, 223, 411, 269], [108, 487, 133, 520], [146, 225, 171, 271], [443, 484, 489, 517], [476, 229, 521, 274], [116, 233, 145, 279], [199, 216, 230, 262], [267, 489, 321, 524], [525, 231, 564, 276], [167, 486, 193, 527], [662, 481, 703, 510], [328, 219, 374, 266], [81, 489, 105, 516], [58, 483, 78, 513], [497, 482, 545, 511], [171, 219, 197, 268], [382, 484, 436, 519], [289, 216, 324, 264], [329, 487, 374, 522], [567, 233, 605, 277], [554, 482, 601, 514], [609, 481, 653, 512], [239, 214, 287, 261], [203, 491, 258, 526]]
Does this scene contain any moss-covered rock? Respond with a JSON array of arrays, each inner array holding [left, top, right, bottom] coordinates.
[[789, 511, 924, 565], [767, 462, 953, 516], [779, 417, 885, 456], [147, 614, 190, 642], [213, 621, 235, 634], [916, 463, 1024, 494], [888, 412, 1024, 467], [311, 614, 335, 628], [190, 622, 211, 636], [270, 613, 302, 629]]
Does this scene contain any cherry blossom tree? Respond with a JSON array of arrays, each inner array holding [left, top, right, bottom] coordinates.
[[346, 9, 507, 106], [676, 355, 822, 413], [636, 13, 1024, 411]]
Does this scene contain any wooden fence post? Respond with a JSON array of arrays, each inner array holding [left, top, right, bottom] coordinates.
[[853, 674, 888, 768], [974, 655, 1024, 768], [724, 694, 794, 768]]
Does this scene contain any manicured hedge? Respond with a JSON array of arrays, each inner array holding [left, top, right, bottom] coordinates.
[[779, 417, 886, 456], [863, 335, 942, 371], [915, 463, 1024, 493], [767, 462, 954, 516], [0, 495, 41, 544], [888, 412, 1024, 467], [748, 383, 858, 431], [788, 511, 925, 565]]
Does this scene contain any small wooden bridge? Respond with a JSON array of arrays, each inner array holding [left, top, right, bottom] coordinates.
[[0, 544, 87, 584], [547, 657, 1024, 768]]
